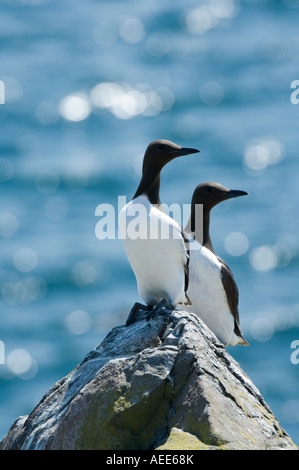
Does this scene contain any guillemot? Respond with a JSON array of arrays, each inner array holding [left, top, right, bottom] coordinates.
[[120, 139, 199, 325], [184, 182, 249, 346]]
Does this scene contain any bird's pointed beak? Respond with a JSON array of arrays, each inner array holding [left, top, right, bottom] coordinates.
[[224, 189, 249, 199], [170, 147, 200, 157]]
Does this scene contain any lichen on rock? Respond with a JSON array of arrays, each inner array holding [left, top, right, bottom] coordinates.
[[0, 307, 297, 450]]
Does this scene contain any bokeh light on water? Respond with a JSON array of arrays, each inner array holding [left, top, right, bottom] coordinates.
[[59, 93, 91, 123], [225, 232, 249, 257], [65, 310, 93, 336], [7, 349, 38, 380], [243, 138, 285, 175]]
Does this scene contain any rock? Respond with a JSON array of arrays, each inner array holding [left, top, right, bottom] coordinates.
[[0, 307, 297, 450]]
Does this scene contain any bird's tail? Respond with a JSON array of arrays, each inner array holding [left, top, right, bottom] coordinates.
[[177, 293, 192, 307], [234, 322, 249, 346], [237, 336, 250, 346], [184, 293, 192, 306]]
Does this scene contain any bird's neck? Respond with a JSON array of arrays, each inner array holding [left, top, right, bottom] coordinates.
[[133, 168, 161, 205], [187, 205, 215, 253], [202, 209, 215, 253]]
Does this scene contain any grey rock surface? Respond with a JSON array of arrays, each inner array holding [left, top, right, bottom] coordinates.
[[0, 307, 297, 450]]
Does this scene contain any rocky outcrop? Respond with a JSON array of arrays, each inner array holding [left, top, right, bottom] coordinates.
[[0, 306, 297, 450]]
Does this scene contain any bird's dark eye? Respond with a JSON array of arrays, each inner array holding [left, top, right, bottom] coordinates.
[[158, 144, 164, 151], [206, 187, 213, 192]]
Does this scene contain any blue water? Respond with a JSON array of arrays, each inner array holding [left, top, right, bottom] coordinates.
[[1, 0, 299, 447]]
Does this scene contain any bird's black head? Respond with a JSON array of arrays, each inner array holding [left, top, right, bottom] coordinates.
[[142, 139, 199, 174], [191, 182, 248, 211], [187, 182, 248, 249]]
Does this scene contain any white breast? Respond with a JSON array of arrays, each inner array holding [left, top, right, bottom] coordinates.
[[185, 237, 237, 346], [119, 195, 188, 307]]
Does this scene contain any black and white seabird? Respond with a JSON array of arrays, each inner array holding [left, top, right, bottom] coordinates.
[[184, 182, 249, 346], [120, 140, 199, 324]]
